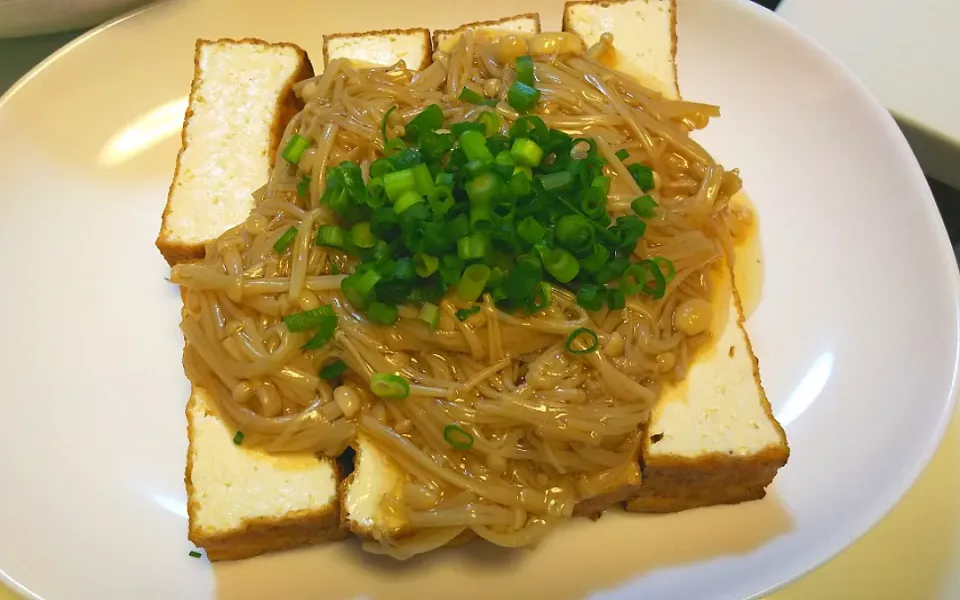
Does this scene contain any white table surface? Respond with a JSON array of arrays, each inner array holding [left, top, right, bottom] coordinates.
[[1, 16, 958, 600]]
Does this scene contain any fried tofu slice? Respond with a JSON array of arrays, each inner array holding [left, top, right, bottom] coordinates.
[[163, 39, 344, 561], [156, 38, 312, 265], [323, 28, 432, 70], [626, 288, 789, 512], [432, 13, 542, 51], [186, 389, 342, 560], [564, 0, 788, 513]]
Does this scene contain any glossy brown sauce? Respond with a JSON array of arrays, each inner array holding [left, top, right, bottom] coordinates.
[[659, 190, 762, 392], [731, 191, 763, 319]]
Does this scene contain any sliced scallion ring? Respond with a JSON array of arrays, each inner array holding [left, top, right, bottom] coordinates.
[[565, 327, 599, 355], [652, 256, 676, 284], [370, 373, 411, 399], [443, 424, 475, 450]]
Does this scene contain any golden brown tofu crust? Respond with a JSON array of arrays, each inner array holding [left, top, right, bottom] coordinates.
[[155, 38, 313, 266], [432, 13, 542, 50], [562, 0, 679, 98], [184, 392, 346, 561], [627, 286, 789, 512], [322, 28, 433, 71]]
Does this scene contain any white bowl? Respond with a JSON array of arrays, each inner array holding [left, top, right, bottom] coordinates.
[[0, 0, 151, 38]]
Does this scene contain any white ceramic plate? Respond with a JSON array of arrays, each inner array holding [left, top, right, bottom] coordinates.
[[0, 1, 957, 599]]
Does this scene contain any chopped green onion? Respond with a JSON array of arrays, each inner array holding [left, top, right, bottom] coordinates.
[[394, 190, 424, 214], [465, 157, 494, 177], [384, 168, 417, 202], [381, 105, 396, 143], [420, 130, 455, 160], [370, 206, 399, 238], [419, 302, 440, 329], [591, 176, 611, 194], [652, 256, 676, 283], [594, 257, 630, 284], [189, 550, 202, 558], [319, 359, 348, 380], [456, 305, 482, 321], [232, 431, 244, 445], [281, 133, 311, 164], [631, 195, 658, 218], [641, 263, 667, 299], [502, 254, 543, 301], [451, 122, 485, 137], [466, 172, 503, 225], [315, 224, 347, 249], [427, 186, 454, 218], [459, 86, 496, 106], [538, 170, 574, 192], [457, 264, 491, 301], [366, 178, 386, 208], [459, 130, 495, 163], [350, 221, 377, 249], [526, 282, 552, 313], [296, 176, 311, 197], [510, 115, 548, 141], [620, 262, 648, 296], [370, 373, 410, 399], [331, 264, 340, 275], [342, 269, 381, 309], [580, 244, 609, 273], [477, 111, 501, 136], [507, 81, 541, 113], [443, 424, 475, 450], [389, 148, 422, 170], [621, 260, 667, 299], [435, 172, 455, 188], [607, 288, 626, 310], [576, 284, 606, 311], [370, 158, 395, 179], [495, 150, 517, 169], [510, 137, 544, 167], [555, 214, 595, 256], [403, 104, 443, 143], [273, 226, 298, 254], [565, 327, 599, 354], [513, 165, 533, 180], [367, 301, 399, 325], [302, 310, 339, 349], [580, 187, 607, 220], [627, 163, 655, 191], [572, 137, 598, 159], [611, 216, 647, 250], [412, 163, 435, 196], [447, 218, 470, 242], [383, 138, 406, 157], [516, 55, 535, 86], [308, 109, 682, 327], [615, 149, 630, 161], [543, 247, 580, 283], [457, 233, 488, 260], [517, 216, 546, 245], [282, 305, 336, 332], [414, 253, 439, 277]]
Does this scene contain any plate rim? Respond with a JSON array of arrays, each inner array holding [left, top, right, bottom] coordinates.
[[727, 2, 960, 599]]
